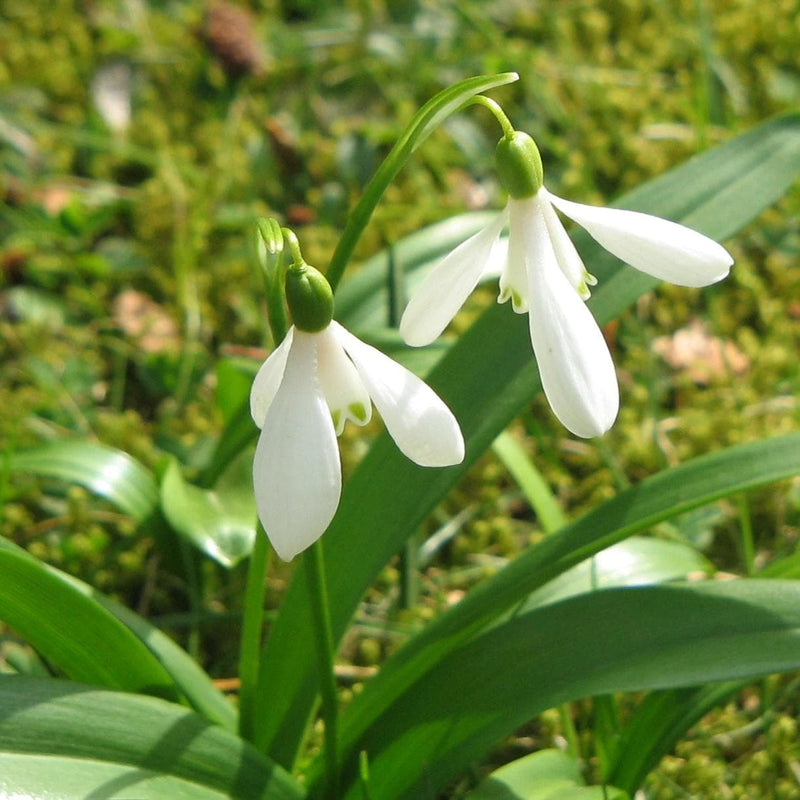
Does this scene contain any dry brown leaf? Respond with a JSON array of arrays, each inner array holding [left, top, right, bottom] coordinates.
[[112, 289, 180, 353], [652, 319, 749, 384]]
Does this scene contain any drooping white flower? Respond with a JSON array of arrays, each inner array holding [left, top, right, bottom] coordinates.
[[399, 131, 733, 439], [251, 320, 465, 561]]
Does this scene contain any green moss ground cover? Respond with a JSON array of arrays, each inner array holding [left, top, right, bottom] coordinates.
[[2, 1, 800, 796]]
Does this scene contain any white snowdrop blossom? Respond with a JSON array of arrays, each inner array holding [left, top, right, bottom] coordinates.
[[251, 321, 464, 561], [400, 131, 733, 439]]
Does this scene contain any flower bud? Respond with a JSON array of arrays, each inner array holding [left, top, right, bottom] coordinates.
[[495, 131, 544, 199], [286, 263, 334, 332]]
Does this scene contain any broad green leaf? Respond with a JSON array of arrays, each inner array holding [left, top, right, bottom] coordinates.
[[523, 536, 711, 609], [326, 434, 800, 792], [160, 454, 256, 567], [469, 749, 628, 800], [200, 396, 259, 487], [216, 357, 258, 425], [0, 549, 178, 699], [254, 113, 800, 767], [0, 676, 303, 800], [0, 755, 231, 800], [10, 440, 158, 523], [0, 534, 236, 730], [334, 580, 800, 799]]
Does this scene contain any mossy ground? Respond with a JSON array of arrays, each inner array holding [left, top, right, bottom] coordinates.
[[2, 1, 800, 796]]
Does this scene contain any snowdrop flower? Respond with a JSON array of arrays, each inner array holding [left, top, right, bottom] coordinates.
[[251, 258, 464, 561], [400, 129, 733, 438]]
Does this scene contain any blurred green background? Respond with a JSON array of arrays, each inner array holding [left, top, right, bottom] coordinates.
[[2, 1, 800, 796]]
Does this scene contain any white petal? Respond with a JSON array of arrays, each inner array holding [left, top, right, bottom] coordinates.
[[250, 327, 295, 429], [499, 199, 530, 312], [523, 205, 619, 438], [333, 322, 465, 467], [539, 189, 596, 299], [315, 325, 372, 435], [481, 236, 509, 278], [400, 210, 506, 347], [253, 331, 341, 561], [549, 193, 733, 287]]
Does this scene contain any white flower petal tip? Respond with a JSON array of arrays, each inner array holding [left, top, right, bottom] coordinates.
[[333, 323, 465, 467], [522, 196, 620, 440], [399, 211, 506, 347], [252, 331, 341, 561], [548, 193, 733, 287]]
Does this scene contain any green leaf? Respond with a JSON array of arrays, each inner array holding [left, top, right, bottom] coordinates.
[[0, 535, 236, 729], [200, 396, 259, 487], [492, 430, 567, 534], [469, 749, 628, 800], [0, 676, 303, 800], [603, 682, 744, 794], [523, 536, 711, 609], [307, 434, 800, 797], [253, 113, 800, 768], [337, 580, 800, 799], [10, 440, 159, 523], [216, 357, 258, 425], [0, 549, 179, 699], [160, 454, 256, 567]]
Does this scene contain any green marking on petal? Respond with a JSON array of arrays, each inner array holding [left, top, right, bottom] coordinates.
[[510, 289, 525, 312], [577, 270, 598, 300], [331, 409, 341, 429], [349, 402, 369, 424]]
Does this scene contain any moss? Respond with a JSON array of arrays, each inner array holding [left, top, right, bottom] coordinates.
[[2, 0, 800, 793]]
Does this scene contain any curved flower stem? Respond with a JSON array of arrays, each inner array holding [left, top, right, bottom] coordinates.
[[324, 72, 518, 293], [238, 524, 271, 743], [281, 226, 306, 267], [468, 95, 516, 139], [305, 539, 339, 799]]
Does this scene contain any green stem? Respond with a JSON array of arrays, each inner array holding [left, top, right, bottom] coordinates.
[[281, 227, 305, 267], [558, 702, 581, 759], [736, 493, 755, 576], [468, 95, 516, 138], [177, 537, 203, 660], [305, 540, 339, 800], [358, 750, 373, 800], [324, 72, 518, 292], [238, 525, 271, 742]]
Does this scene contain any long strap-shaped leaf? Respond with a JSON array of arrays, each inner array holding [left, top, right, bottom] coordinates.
[[0, 548, 180, 699], [9, 441, 159, 523], [0, 676, 303, 800], [333, 580, 800, 799], [310, 432, 800, 795], [0, 535, 237, 730], [603, 681, 746, 794], [254, 113, 800, 766]]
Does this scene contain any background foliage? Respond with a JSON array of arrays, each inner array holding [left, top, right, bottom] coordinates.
[[2, 1, 800, 797]]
